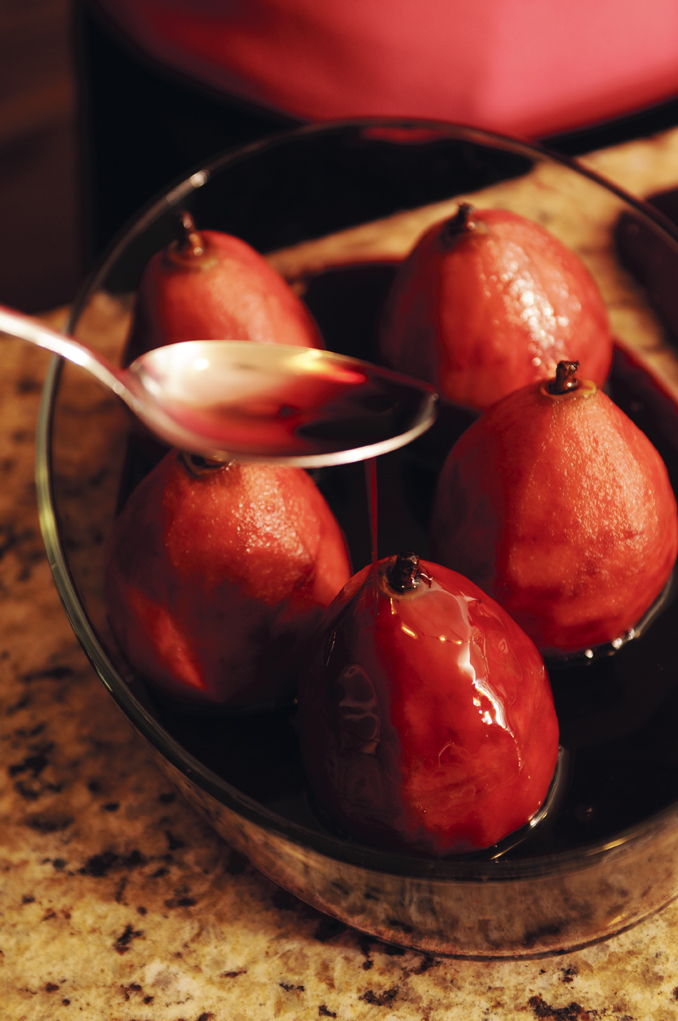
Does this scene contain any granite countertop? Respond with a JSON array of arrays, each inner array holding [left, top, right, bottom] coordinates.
[[5, 130, 678, 1020]]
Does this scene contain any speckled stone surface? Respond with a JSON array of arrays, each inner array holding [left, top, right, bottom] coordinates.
[[5, 132, 678, 1019]]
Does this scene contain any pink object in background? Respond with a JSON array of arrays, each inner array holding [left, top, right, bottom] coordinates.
[[96, 0, 678, 138]]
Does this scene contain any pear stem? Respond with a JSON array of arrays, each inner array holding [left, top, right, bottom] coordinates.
[[386, 552, 422, 593], [440, 203, 477, 248], [172, 209, 205, 258], [547, 360, 580, 395], [179, 451, 229, 476]]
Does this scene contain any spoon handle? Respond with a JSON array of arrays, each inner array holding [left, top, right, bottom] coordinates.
[[0, 304, 124, 396]]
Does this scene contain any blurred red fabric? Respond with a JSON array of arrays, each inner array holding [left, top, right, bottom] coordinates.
[[95, 0, 678, 138]]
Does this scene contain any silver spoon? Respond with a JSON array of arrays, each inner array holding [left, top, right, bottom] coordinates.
[[0, 304, 438, 466]]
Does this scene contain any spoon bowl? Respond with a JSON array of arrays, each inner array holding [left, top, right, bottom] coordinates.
[[0, 305, 437, 466]]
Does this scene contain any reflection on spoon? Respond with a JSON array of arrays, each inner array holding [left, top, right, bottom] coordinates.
[[0, 304, 438, 466]]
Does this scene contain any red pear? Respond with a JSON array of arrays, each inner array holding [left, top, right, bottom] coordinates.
[[297, 552, 559, 856], [379, 204, 613, 410], [105, 450, 351, 708], [124, 210, 323, 365], [431, 361, 678, 655]]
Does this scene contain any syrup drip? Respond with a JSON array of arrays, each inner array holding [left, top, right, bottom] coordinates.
[[364, 456, 379, 612]]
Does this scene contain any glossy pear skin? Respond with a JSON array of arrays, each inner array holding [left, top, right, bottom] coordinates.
[[125, 227, 322, 365], [105, 451, 350, 707], [298, 557, 559, 856], [379, 206, 613, 410], [431, 378, 678, 654]]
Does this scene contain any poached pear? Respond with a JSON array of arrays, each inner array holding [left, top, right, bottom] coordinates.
[[124, 210, 322, 365], [105, 450, 351, 708], [297, 552, 559, 856], [379, 204, 613, 410], [431, 361, 678, 655]]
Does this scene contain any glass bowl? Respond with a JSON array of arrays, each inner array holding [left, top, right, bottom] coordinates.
[[37, 120, 678, 958]]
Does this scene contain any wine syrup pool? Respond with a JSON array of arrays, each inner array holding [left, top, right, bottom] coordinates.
[[137, 344, 678, 864], [365, 456, 379, 612], [41, 120, 678, 955]]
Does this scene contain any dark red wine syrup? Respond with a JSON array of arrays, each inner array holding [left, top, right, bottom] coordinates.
[[364, 456, 379, 612], [132, 268, 678, 863]]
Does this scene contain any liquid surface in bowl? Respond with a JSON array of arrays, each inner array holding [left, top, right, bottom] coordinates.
[[116, 263, 678, 863], [43, 120, 678, 956]]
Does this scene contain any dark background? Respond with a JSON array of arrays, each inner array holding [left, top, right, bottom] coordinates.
[[3, 0, 678, 314], [0, 0, 79, 311]]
